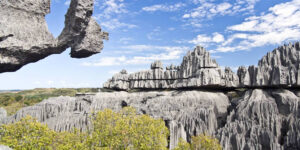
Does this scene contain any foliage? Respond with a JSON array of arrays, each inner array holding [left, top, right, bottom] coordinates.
[[0, 107, 169, 150], [0, 88, 99, 115], [175, 134, 222, 150], [0, 116, 58, 149], [87, 107, 169, 150]]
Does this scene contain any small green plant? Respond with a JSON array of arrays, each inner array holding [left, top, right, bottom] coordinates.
[[175, 134, 222, 150]]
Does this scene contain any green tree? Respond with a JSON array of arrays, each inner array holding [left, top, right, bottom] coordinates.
[[0, 107, 169, 150], [175, 134, 222, 150], [87, 107, 169, 150], [0, 116, 57, 149]]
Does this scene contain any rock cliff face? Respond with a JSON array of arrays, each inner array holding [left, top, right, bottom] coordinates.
[[0, 0, 108, 73], [238, 42, 300, 87], [2, 89, 300, 150], [103, 46, 239, 90], [1, 91, 229, 149]]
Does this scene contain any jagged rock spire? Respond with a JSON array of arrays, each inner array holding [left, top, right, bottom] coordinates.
[[103, 46, 239, 90]]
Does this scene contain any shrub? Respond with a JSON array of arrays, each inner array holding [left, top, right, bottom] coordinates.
[[87, 107, 169, 150], [0, 107, 169, 150], [175, 134, 222, 150]]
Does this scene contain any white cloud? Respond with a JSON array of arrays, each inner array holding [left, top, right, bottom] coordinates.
[[147, 26, 162, 40], [189, 0, 300, 53], [94, 0, 137, 30], [64, 0, 70, 5], [189, 32, 224, 46], [142, 3, 186, 12], [119, 37, 133, 44], [100, 19, 137, 30], [97, 0, 127, 19], [82, 56, 127, 66], [82, 46, 189, 66], [183, 0, 260, 27]]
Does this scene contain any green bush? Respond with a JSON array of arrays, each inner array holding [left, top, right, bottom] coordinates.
[[175, 134, 222, 150], [0, 107, 169, 150]]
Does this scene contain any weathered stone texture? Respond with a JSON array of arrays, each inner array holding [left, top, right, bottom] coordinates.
[[0, 0, 108, 73], [103, 46, 239, 90], [238, 42, 300, 87], [1, 91, 229, 149]]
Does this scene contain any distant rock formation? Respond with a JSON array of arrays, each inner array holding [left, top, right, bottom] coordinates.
[[105, 42, 300, 90], [103, 46, 239, 90], [238, 42, 300, 87], [0, 0, 109, 73]]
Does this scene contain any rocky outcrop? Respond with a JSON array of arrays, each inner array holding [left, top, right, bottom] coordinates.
[[103, 46, 239, 90], [0, 108, 7, 120], [0, 145, 12, 150], [1, 91, 230, 149], [105, 42, 300, 90], [238, 42, 300, 87], [217, 89, 300, 150], [0, 0, 108, 73], [2, 89, 300, 150]]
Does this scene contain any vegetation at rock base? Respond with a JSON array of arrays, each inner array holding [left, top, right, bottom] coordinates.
[[0, 107, 221, 150], [87, 107, 169, 149], [0, 88, 99, 115], [0, 107, 169, 150], [175, 134, 222, 150]]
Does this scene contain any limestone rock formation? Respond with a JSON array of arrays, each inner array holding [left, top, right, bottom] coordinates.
[[103, 46, 239, 90], [3, 89, 300, 150], [238, 42, 300, 87], [0, 145, 12, 150], [1, 91, 230, 149], [217, 89, 300, 150], [0, 0, 108, 73], [0, 108, 7, 120]]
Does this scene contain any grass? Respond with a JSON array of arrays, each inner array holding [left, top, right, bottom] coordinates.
[[0, 88, 100, 115]]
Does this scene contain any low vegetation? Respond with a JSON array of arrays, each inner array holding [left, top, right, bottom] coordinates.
[[0, 88, 99, 115], [0, 107, 169, 150], [175, 134, 222, 150], [0, 107, 222, 150]]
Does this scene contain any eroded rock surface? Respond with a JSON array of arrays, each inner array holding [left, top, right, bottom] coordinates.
[[238, 42, 300, 87], [1, 91, 229, 149], [0, 0, 108, 73], [105, 42, 300, 90], [2, 89, 300, 150], [103, 46, 239, 90]]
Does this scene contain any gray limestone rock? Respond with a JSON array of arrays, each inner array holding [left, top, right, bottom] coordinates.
[[0, 145, 12, 150], [2, 89, 300, 149], [0, 0, 108, 73], [0, 108, 7, 120], [1, 91, 230, 149], [217, 89, 300, 150], [238, 42, 300, 87], [103, 46, 239, 90]]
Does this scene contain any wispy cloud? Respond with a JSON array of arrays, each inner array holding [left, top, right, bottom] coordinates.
[[190, 0, 300, 53], [189, 32, 224, 46], [100, 19, 137, 30], [64, 0, 70, 6], [142, 3, 186, 12], [183, 0, 260, 27], [82, 46, 190, 67], [94, 0, 137, 30]]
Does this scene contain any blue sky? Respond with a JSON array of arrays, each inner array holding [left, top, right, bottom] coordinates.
[[1, 0, 300, 90]]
